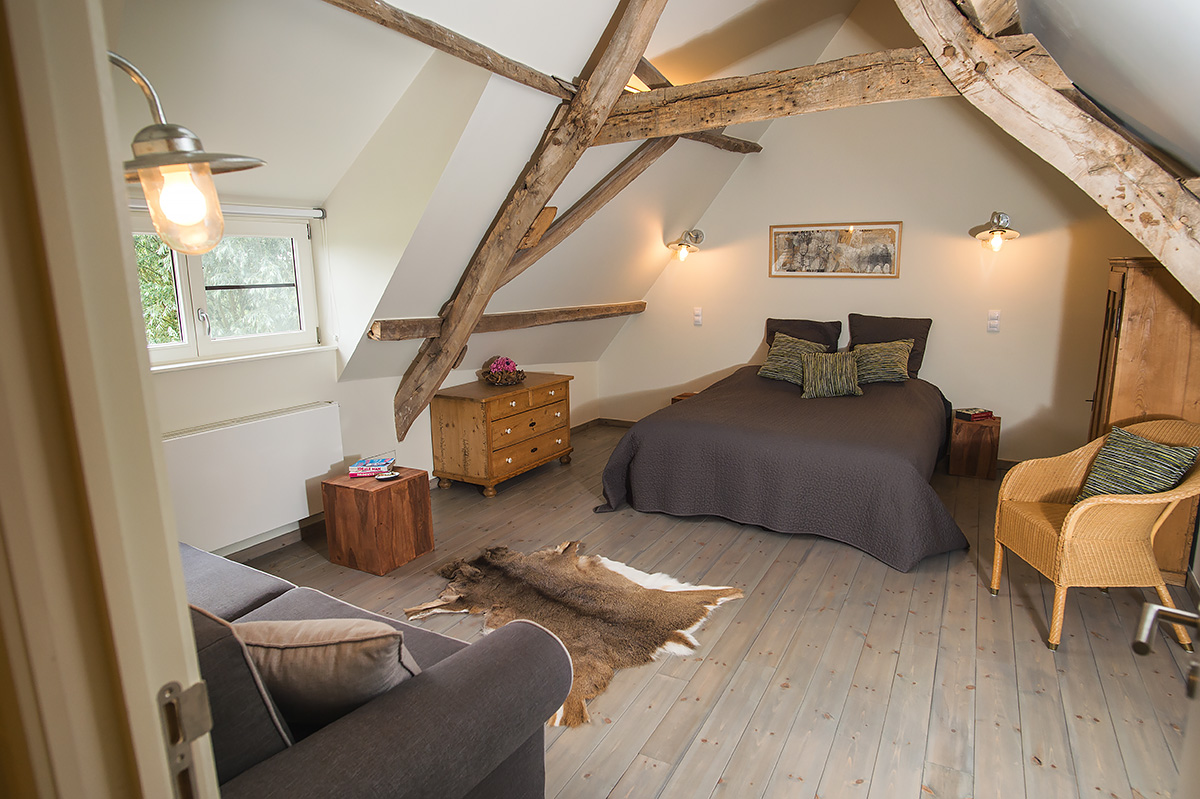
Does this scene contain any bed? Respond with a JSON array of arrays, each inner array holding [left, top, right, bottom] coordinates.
[[595, 316, 968, 572]]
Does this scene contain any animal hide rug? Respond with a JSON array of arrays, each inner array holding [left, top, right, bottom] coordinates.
[[405, 541, 742, 726]]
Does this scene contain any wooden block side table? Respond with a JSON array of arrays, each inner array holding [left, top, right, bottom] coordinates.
[[949, 416, 1001, 480], [321, 468, 434, 576]]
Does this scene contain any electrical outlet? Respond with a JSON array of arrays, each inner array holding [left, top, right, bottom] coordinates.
[[693, 307, 703, 326], [987, 309, 1000, 333]]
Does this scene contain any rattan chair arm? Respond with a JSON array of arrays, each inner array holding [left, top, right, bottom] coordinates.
[[998, 438, 1106, 504], [1061, 469, 1200, 541]]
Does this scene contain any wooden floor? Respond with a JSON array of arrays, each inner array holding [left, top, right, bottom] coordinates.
[[248, 424, 1196, 799]]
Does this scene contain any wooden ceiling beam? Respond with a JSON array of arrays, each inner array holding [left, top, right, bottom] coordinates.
[[499, 136, 678, 289], [954, 0, 1020, 37], [390, 0, 669, 440], [319, 0, 571, 99], [594, 35, 1069, 146], [631, 57, 761, 154], [895, 0, 1200, 301], [320, 0, 756, 155], [370, 302, 647, 341]]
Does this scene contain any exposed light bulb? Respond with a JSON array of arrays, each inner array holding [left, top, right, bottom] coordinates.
[[676, 245, 690, 262], [989, 230, 1004, 252], [158, 167, 208, 225]]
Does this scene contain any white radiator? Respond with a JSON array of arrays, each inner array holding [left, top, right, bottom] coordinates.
[[162, 402, 344, 553]]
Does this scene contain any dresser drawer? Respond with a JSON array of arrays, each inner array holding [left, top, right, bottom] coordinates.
[[530, 381, 569, 408], [490, 428, 570, 479], [486, 391, 533, 420], [489, 400, 567, 448]]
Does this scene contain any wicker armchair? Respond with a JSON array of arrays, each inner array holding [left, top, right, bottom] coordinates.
[[990, 419, 1200, 651]]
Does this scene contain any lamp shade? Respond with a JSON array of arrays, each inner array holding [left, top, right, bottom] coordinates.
[[969, 211, 1019, 252]]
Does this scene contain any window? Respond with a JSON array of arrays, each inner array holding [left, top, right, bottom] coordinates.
[[131, 214, 319, 365]]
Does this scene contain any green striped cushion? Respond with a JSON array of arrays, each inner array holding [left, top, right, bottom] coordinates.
[[1075, 426, 1199, 503], [799, 352, 863, 398], [758, 333, 828, 386], [854, 339, 913, 383]]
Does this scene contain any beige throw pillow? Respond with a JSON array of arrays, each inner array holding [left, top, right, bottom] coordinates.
[[233, 618, 421, 728]]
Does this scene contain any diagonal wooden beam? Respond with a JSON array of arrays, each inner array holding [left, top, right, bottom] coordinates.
[[319, 0, 571, 99], [499, 136, 678, 289], [954, 0, 1019, 37], [594, 36, 1069, 146], [894, 0, 1200, 301], [370, 302, 647, 341], [633, 58, 761, 154], [390, 0, 670, 440], [319, 0, 756, 154]]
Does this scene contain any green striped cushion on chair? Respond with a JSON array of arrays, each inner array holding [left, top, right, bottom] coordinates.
[[799, 351, 863, 398], [853, 339, 913, 383], [758, 333, 828, 387], [1075, 426, 1200, 503]]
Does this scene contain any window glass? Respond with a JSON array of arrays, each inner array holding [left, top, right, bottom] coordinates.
[[201, 236, 302, 338], [133, 233, 183, 345]]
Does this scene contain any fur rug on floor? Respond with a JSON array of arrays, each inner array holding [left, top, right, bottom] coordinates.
[[405, 541, 742, 726]]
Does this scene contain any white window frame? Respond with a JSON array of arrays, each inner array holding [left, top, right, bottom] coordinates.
[[131, 213, 319, 365]]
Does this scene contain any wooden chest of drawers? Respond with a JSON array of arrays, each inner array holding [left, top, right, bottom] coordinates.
[[430, 372, 573, 497]]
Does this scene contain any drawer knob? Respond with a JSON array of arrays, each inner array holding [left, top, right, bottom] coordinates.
[[505, 457, 513, 464], [504, 428, 511, 434], [529, 421, 536, 428], [509, 400, 517, 407], [556, 438, 562, 445], [555, 412, 561, 418], [549, 390, 556, 396], [530, 447, 538, 453]]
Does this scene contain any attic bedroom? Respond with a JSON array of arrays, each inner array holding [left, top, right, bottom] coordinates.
[[4, 0, 1200, 796]]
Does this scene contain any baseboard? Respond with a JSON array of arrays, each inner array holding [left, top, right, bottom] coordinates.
[[998, 458, 1019, 473], [572, 417, 634, 432], [222, 513, 323, 562]]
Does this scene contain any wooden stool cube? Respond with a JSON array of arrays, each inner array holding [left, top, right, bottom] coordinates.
[[949, 416, 1001, 480], [321, 468, 434, 575]]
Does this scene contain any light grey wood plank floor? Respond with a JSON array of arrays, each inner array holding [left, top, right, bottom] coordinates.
[[248, 424, 1196, 799]]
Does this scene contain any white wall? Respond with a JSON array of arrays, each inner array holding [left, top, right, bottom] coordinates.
[[596, 0, 1147, 461]]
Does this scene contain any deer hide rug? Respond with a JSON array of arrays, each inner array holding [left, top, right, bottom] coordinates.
[[405, 541, 742, 726]]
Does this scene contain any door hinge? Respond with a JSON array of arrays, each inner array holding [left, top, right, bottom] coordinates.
[[158, 680, 212, 799]]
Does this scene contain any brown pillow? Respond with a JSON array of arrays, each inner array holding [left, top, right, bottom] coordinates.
[[234, 618, 421, 728], [765, 318, 841, 352], [848, 313, 932, 377]]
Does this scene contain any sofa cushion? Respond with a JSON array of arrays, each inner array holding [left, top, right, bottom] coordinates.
[[236, 586, 468, 668], [190, 606, 292, 784], [180, 543, 294, 620], [233, 618, 421, 728]]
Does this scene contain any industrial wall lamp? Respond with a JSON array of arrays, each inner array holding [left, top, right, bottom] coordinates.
[[969, 211, 1020, 252], [108, 51, 264, 254], [668, 228, 704, 261]]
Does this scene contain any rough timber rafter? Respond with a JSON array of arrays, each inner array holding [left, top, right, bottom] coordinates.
[[895, 0, 1200, 301], [594, 35, 1069, 146], [319, 0, 756, 155], [370, 302, 647, 341], [389, 0, 669, 440], [953, 0, 1019, 37], [499, 136, 678, 289]]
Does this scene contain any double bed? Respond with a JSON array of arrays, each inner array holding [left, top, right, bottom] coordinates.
[[595, 316, 968, 572]]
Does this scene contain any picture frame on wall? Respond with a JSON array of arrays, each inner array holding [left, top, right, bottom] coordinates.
[[769, 221, 902, 277]]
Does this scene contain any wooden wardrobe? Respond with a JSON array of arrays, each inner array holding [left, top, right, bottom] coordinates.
[[1088, 257, 1200, 585]]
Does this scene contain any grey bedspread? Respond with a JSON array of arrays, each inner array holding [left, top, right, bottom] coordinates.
[[596, 366, 967, 571]]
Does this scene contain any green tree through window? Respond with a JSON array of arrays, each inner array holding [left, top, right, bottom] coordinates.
[[133, 233, 182, 345]]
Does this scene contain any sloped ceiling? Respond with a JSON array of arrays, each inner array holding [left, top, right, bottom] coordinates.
[[1019, 0, 1200, 175]]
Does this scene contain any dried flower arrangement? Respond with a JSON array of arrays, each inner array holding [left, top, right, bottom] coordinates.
[[481, 355, 526, 386]]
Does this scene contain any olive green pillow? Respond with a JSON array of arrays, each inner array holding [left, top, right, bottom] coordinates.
[[1075, 426, 1199, 503], [758, 333, 828, 386], [854, 339, 914, 383], [799, 351, 863, 398]]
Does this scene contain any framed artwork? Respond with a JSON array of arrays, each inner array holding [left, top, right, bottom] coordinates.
[[769, 221, 902, 277]]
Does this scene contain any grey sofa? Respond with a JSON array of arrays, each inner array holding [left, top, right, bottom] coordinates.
[[179, 543, 573, 798]]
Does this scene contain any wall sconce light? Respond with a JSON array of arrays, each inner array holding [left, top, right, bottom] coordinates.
[[969, 211, 1020, 252], [109, 51, 264, 255], [668, 229, 705, 262]]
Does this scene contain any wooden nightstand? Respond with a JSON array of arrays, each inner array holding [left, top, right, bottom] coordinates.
[[321, 468, 434, 575], [949, 416, 1001, 480], [430, 373, 573, 497]]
